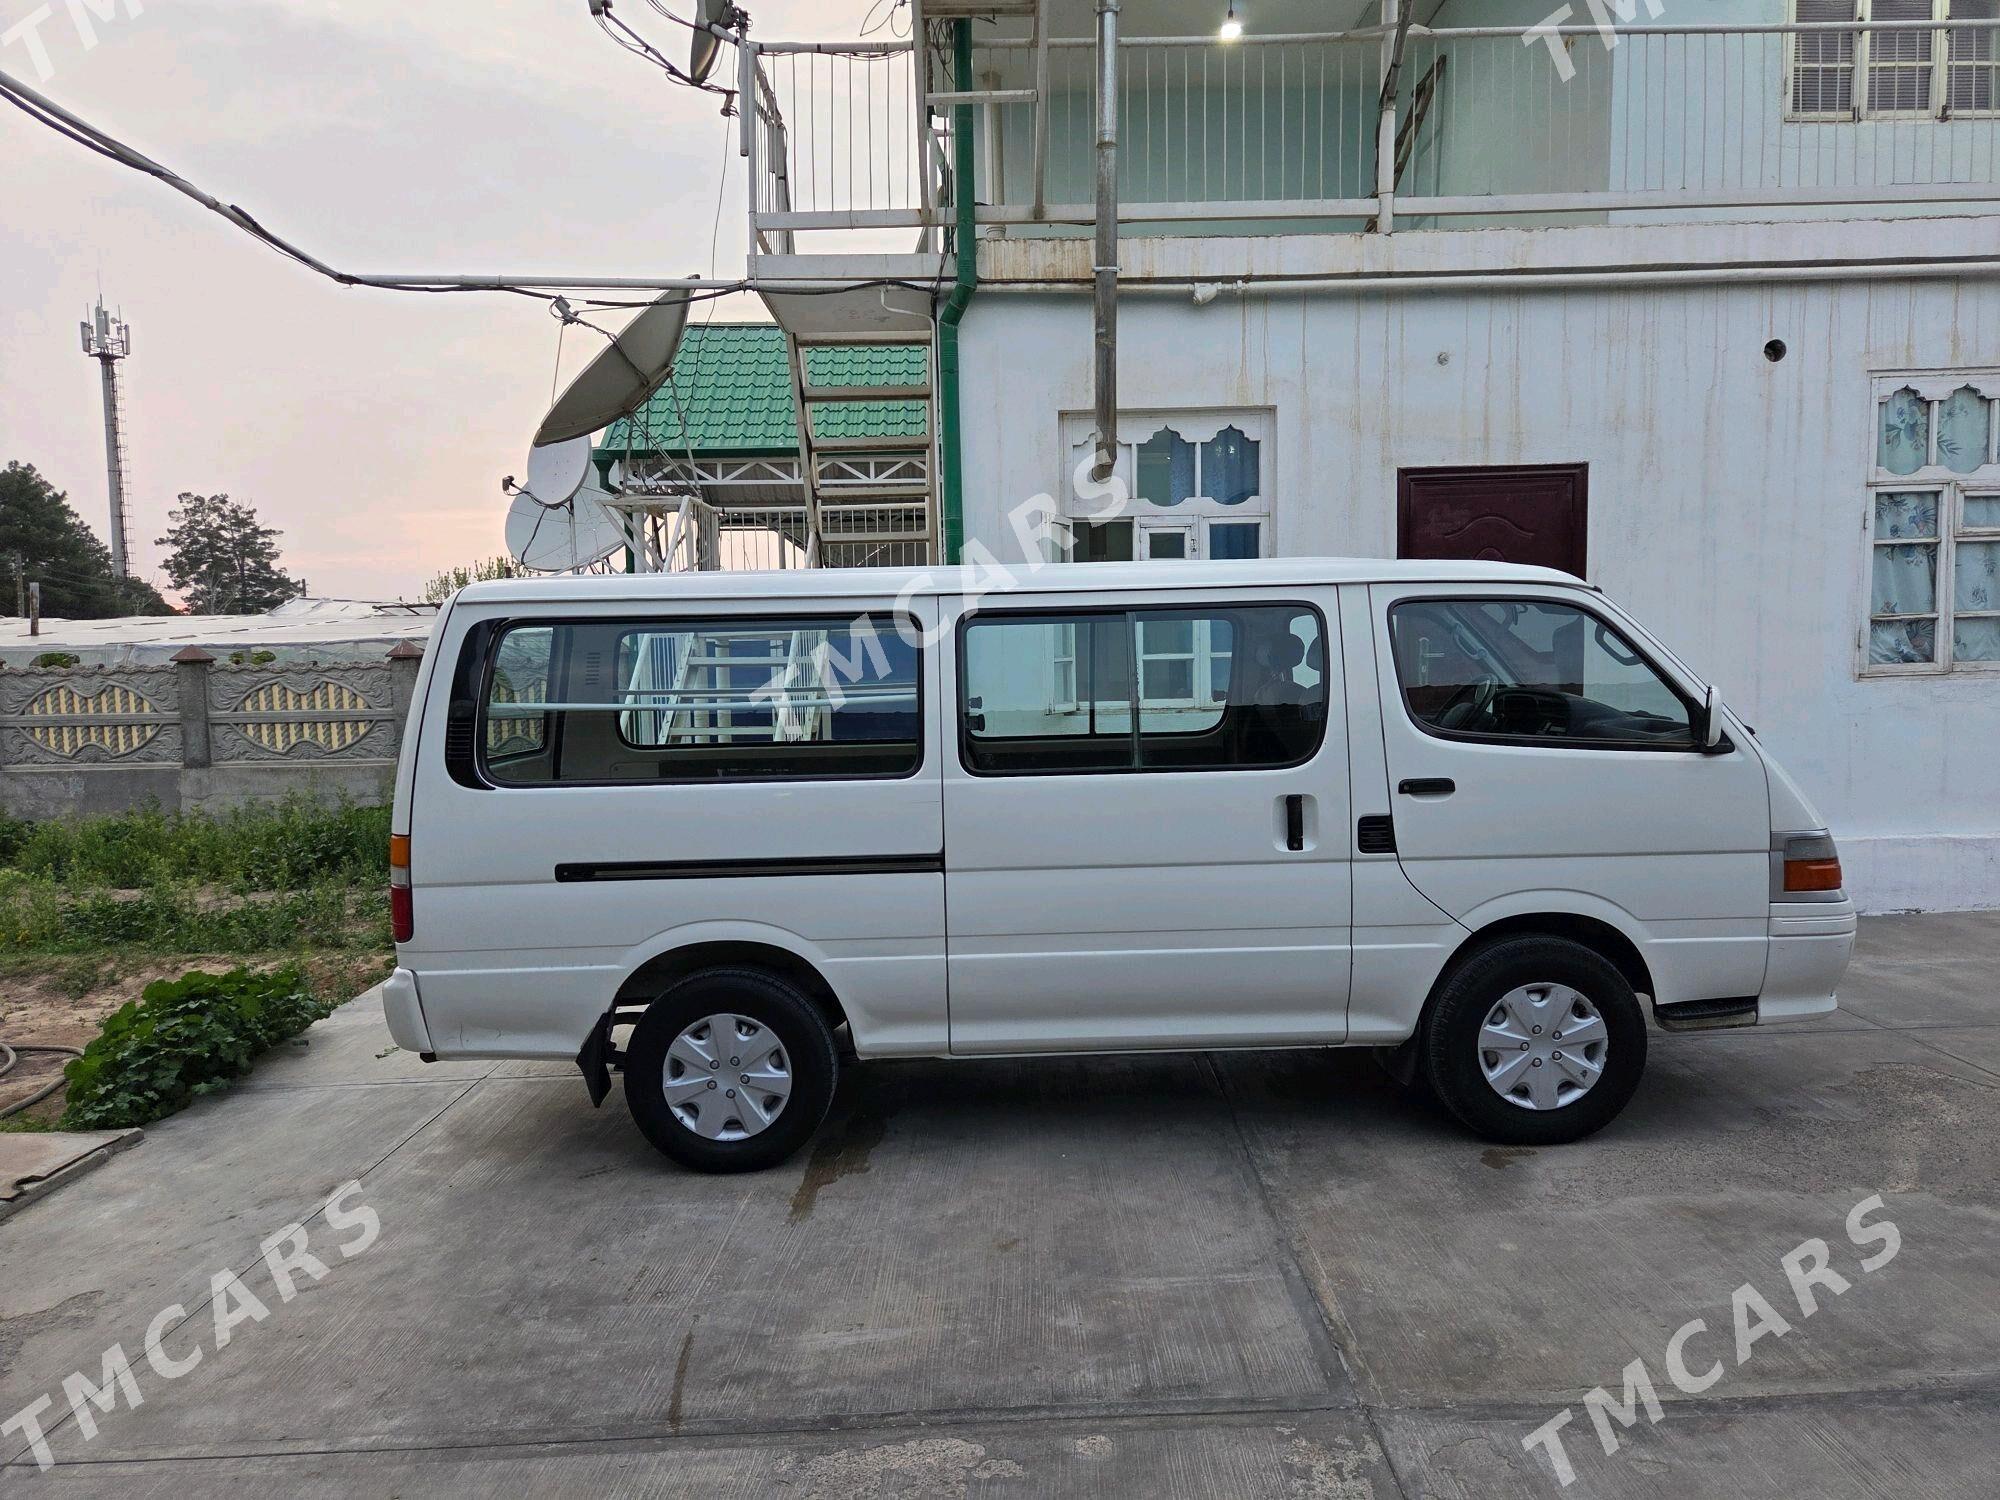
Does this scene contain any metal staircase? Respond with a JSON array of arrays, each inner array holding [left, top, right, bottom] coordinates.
[[761, 278, 941, 567], [784, 331, 936, 569], [751, 0, 1047, 570]]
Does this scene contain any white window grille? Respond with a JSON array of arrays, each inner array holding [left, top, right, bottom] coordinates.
[[1791, 0, 2000, 119]]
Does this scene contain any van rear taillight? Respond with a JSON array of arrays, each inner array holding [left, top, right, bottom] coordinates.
[[1774, 833, 1843, 898], [390, 834, 413, 942]]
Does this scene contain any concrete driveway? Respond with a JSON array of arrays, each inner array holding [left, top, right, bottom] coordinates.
[[3, 913, 1996, 1497]]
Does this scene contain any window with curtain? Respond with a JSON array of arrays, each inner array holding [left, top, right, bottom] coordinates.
[[1790, 0, 2000, 118], [1793, 0, 1860, 116], [1869, 0, 1938, 113], [1949, 0, 2000, 110], [1866, 376, 2000, 672]]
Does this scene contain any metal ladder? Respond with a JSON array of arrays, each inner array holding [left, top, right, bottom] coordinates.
[[644, 627, 832, 744]]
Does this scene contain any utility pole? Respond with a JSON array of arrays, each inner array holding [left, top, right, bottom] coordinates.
[[27, 582, 41, 637], [80, 296, 134, 578], [11, 555, 23, 618]]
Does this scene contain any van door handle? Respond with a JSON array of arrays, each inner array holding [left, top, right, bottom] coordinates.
[[1284, 794, 1306, 851], [1398, 778, 1456, 798]]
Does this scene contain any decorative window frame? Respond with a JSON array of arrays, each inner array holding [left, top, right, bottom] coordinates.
[[1861, 369, 2000, 676], [1786, 0, 2000, 123], [1055, 408, 1274, 562]]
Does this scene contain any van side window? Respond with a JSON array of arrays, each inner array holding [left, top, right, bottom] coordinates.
[[475, 614, 921, 786], [1389, 598, 1696, 749], [961, 605, 1326, 775]]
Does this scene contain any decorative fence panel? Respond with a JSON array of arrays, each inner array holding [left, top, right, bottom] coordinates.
[[0, 668, 183, 768], [210, 668, 398, 763], [0, 644, 425, 818]]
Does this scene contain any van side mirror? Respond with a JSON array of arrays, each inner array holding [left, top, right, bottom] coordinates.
[[1699, 685, 1728, 752]]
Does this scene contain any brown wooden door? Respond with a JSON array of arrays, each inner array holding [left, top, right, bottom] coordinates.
[[1397, 464, 1588, 578]]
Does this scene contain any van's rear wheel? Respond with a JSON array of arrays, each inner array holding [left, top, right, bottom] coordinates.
[[624, 968, 837, 1172], [1422, 935, 1646, 1146]]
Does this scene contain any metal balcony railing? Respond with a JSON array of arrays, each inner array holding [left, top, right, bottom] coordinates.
[[741, 15, 2000, 248]]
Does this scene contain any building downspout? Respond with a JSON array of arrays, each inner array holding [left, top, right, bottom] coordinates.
[[937, 19, 976, 565], [1089, 0, 1119, 483]]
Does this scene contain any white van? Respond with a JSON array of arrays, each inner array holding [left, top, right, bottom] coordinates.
[[384, 560, 1855, 1171]]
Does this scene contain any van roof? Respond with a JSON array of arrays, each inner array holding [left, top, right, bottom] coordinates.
[[454, 557, 1587, 605]]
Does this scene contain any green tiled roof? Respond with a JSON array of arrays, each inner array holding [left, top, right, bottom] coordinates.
[[595, 323, 928, 460]]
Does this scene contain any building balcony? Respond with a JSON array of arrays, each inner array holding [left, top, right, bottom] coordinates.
[[739, 1, 2000, 266]]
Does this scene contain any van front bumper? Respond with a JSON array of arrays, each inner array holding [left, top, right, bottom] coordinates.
[[382, 966, 435, 1055], [1758, 905, 1859, 1023]]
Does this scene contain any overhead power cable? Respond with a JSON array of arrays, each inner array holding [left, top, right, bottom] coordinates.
[[595, 1, 737, 108], [0, 65, 931, 311]]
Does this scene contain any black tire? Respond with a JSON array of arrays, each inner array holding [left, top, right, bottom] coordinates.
[[624, 967, 838, 1172], [1421, 935, 1647, 1146]]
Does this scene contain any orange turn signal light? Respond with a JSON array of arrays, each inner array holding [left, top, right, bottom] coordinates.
[[1783, 856, 1843, 893], [389, 834, 411, 870]]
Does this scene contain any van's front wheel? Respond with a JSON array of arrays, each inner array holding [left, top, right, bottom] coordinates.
[[624, 968, 837, 1172], [1422, 935, 1647, 1146]]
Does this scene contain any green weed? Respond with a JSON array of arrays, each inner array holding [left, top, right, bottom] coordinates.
[[59, 966, 336, 1131]]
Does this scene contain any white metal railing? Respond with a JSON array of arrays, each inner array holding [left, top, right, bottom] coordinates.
[[742, 38, 945, 252], [744, 17, 2000, 244]]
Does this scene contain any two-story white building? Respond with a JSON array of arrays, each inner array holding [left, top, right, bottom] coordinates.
[[610, 0, 2000, 912]]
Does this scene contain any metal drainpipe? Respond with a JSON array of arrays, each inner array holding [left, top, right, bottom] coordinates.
[[937, 19, 976, 566], [1089, 0, 1119, 483]]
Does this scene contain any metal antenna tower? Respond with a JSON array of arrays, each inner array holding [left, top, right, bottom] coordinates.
[[80, 297, 134, 578]]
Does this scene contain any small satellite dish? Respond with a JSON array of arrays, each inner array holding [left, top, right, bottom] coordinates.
[[522, 435, 592, 505], [534, 292, 690, 448], [689, 0, 730, 87], [506, 464, 631, 572]]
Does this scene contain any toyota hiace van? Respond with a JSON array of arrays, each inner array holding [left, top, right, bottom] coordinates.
[[384, 560, 1855, 1171]]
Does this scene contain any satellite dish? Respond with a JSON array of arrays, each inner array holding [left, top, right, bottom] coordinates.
[[522, 435, 592, 505], [533, 292, 690, 447], [689, 0, 730, 87], [506, 464, 630, 572]]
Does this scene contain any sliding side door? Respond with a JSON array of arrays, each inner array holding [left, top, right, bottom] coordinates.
[[942, 587, 1352, 1053]]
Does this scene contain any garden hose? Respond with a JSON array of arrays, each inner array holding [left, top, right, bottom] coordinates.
[[0, 1041, 84, 1119]]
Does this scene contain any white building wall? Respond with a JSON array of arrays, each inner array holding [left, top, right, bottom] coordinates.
[[956, 271, 2000, 913]]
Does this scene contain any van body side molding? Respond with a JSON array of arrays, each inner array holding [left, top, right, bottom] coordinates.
[[554, 853, 946, 883]]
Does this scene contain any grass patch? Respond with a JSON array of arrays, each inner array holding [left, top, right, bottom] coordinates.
[[0, 874, 389, 955], [0, 802, 396, 1127], [0, 799, 389, 893]]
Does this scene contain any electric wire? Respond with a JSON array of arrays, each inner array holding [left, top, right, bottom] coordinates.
[[0, 66, 930, 311]]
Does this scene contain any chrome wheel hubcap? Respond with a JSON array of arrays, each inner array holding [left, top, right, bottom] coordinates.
[[664, 1013, 792, 1141], [1478, 983, 1609, 1112]]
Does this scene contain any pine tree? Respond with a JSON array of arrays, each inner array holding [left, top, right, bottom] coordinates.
[[155, 493, 305, 615], [0, 461, 170, 618]]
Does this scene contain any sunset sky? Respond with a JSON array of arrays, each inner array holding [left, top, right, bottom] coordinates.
[[2, 0, 877, 604]]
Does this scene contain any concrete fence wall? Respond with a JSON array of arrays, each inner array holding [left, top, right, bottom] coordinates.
[[0, 644, 424, 820]]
